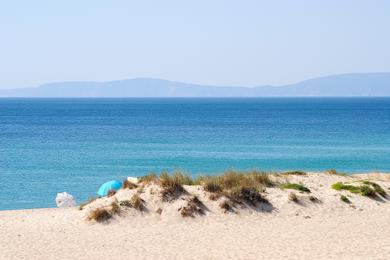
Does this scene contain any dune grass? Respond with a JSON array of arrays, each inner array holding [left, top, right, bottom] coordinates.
[[326, 169, 348, 176], [138, 170, 274, 204], [282, 170, 307, 176], [281, 183, 311, 193], [219, 200, 235, 213], [159, 172, 187, 201], [361, 181, 387, 197], [198, 171, 272, 205], [110, 202, 121, 214], [138, 173, 159, 184], [120, 193, 145, 211], [332, 182, 377, 197], [122, 179, 138, 189], [88, 208, 112, 222], [180, 196, 205, 217]]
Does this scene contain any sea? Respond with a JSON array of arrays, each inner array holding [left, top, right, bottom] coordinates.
[[1, 98, 390, 210]]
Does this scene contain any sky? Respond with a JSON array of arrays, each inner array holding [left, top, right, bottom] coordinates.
[[0, 0, 389, 89]]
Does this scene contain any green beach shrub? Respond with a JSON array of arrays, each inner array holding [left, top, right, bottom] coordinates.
[[361, 181, 387, 197], [331, 182, 361, 193], [282, 183, 311, 193], [340, 195, 350, 203], [332, 181, 379, 197]]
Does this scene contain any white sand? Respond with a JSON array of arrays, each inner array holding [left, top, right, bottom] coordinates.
[[1, 173, 390, 260]]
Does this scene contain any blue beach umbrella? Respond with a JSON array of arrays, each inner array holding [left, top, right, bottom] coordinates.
[[97, 180, 122, 197]]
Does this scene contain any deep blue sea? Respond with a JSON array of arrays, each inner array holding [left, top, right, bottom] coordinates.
[[1, 98, 390, 210]]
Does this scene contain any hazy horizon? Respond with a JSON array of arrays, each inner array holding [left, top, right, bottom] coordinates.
[[1, 72, 389, 97], [1, 1, 390, 89], [1, 72, 390, 90]]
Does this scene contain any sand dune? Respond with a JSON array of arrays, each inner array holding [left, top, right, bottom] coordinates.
[[1, 173, 390, 260]]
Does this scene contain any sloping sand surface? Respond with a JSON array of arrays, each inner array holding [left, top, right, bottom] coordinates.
[[1, 173, 390, 260]]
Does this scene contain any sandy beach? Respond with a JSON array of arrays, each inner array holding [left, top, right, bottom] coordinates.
[[1, 172, 390, 260]]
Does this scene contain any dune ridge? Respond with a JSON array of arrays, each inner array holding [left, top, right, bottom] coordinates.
[[1, 172, 390, 259]]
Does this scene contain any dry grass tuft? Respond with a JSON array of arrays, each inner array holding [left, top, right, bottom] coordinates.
[[138, 173, 159, 184], [229, 186, 269, 206], [219, 200, 235, 213], [288, 192, 299, 203], [160, 172, 186, 201], [197, 171, 273, 207], [326, 169, 348, 176], [171, 171, 194, 185], [203, 178, 223, 193], [88, 208, 112, 222], [119, 193, 145, 211], [309, 195, 320, 203], [180, 196, 205, 217], [122, 179, 138, 189], [110, 202, 121, 215], [130, 193, 145, 211], [282, 170, 307, 176], [208, 193, 222, 201]]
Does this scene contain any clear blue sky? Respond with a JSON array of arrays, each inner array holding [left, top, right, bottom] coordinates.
[[0, 0, 389, 88]]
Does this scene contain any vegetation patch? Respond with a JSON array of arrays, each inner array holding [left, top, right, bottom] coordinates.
[[139, 170, 276, 206], [160, 172, 186, 201], [130, 193, 145, 211], [282, 170, 307, 176], [202, 178, 223, 193], [138, 173, 158, 184], [120, 193, 145, 211], [326, 169, 348, 176], [340, 195, 351, 203], [331, 182, 377, 197], [282, 183, 311, 193], [110, 202, 121, 215], [309, 195, 320, 203], [219, 200, 235, 213], [332, 182, 361, 193], [229, 186, 269, 206], [288, 192, 299, 203], [122, 179, 138, 189], [88, 208, 112, 222], [208, 193, 222, 201], [361, 181, 387, 197], [180, 196, 205, 217]]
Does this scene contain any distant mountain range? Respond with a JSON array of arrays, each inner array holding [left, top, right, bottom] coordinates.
[[1, 73, 390, 97]]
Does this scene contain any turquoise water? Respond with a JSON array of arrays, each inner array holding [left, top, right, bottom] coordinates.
[[1, 98, 390, 210]]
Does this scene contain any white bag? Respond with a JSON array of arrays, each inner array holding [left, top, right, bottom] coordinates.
[[55, 192, 76, 208]]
